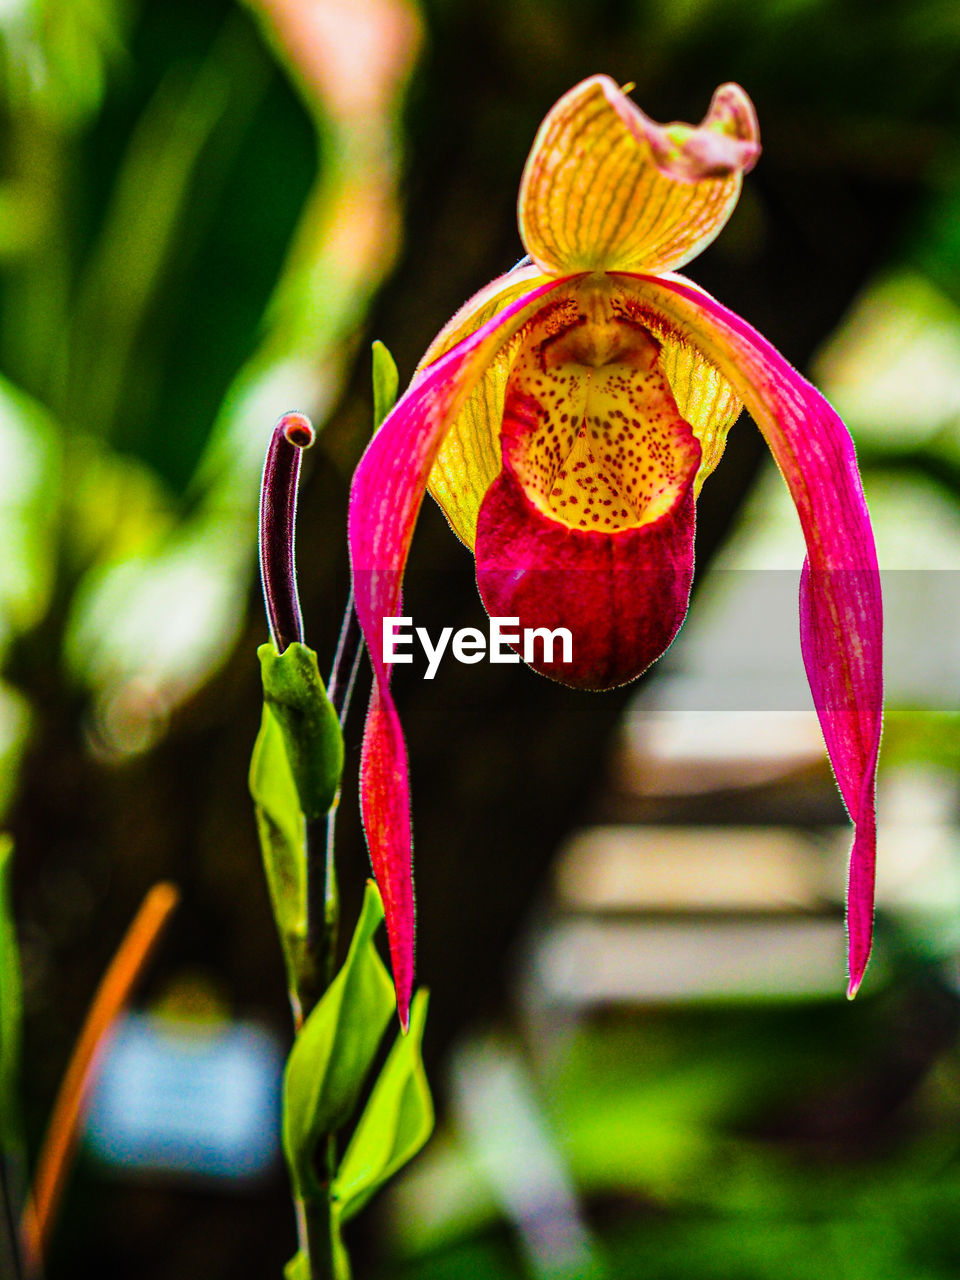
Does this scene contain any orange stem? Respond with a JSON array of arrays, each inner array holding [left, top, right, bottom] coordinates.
[[21, 882, 179, 1274]]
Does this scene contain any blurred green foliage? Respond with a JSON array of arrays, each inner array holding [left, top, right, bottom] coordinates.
[[0, 0, 419, 1273], [386, 991, 960, 1280], [0, 0, 415, 779]]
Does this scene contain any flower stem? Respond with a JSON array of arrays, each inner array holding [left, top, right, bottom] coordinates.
[[260, 419, 365, 1280], [327, 592, 363, 725], [304, 815, 337, 1003], [302, 1195, 335, 1280], [299, 592, 363, 1001], [295, 1132, 346, 1280], [295, 598, 365, 1279]]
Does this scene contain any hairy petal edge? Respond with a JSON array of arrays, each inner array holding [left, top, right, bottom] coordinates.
[[619, 272, 883, 995], [349, 275, 572, 1023]]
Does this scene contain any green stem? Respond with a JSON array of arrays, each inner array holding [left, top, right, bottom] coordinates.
[[294, 1133, 347, 1280], [300, 590, 359, 1009], [303, 815, 335, 1017], [295, 593, 364, 1279], [302, 1193, 335, 1280], [323, 814, 340, 990], [295, 809, 341, 1278]]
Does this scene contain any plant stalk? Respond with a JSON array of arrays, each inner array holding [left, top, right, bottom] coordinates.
[[259, 417, 369, 1280]]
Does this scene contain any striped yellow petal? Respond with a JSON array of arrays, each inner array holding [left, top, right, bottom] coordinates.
[[427, 347, 512, 547], [616, 274, 743, 494], [420, 260, 549, 366], [425, 262, 561, 547], [519, 76, 760, 276]]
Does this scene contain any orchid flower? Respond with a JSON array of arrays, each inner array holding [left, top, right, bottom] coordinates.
[[349, 76, 883, 1028]]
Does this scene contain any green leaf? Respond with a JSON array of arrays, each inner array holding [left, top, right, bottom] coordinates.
[[0, 376, 61, 650], [333, 988, 433, 1223], [284, 882, 396, 1198], [258, 642, 344, 820], [0, 835, 22, 1150], [284, 1252, 309, 1280], [249, 700, 308, 990], [371, 340, 399, 431]]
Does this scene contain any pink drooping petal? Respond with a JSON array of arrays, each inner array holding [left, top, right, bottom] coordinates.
[[800, 559, 880, 995], [358, 678, 414, 1021], [349, 274, 572, 1025], [618, 272, 883, 996]]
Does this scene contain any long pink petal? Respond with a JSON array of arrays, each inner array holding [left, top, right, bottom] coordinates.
[[618, 272, 883, 996], [349, 274, 573, 1025]]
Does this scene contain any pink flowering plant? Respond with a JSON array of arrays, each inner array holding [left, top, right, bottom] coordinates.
[[251, 76, 882, 1280], [250, 367, 433, 1280], [348, 76, 883, 1026]]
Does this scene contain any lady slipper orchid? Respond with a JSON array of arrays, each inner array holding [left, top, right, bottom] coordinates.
[[349, 76, 883, 1028]]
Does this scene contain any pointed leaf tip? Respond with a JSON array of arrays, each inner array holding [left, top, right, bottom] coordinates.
[[282, 882, 395, 1198], [332, 988, 432, 1222], [372, 340, 400, 432]]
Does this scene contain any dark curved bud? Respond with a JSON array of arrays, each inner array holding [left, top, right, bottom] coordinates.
[[259, 412, 316, 652]]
